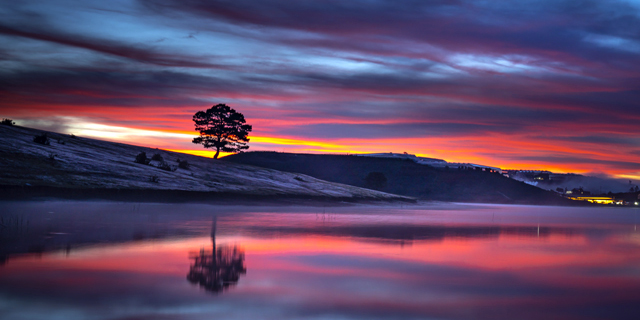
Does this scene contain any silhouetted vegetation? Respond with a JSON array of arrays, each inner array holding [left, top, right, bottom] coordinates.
[[157, 161, 176, 172], [0, 214, 29, 235], [364, 172, 387, 190], [151, 153, 164, 161], [192, 104, 252, 159], [33, 133, 50, 145], [1, 118, 14, 126], [177, 159, 190, 170], [135, 152, 149, 164]]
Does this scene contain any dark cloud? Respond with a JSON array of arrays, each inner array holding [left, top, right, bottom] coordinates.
[[275, 122, 518, 139], [0, 68, 289, 109], [518, 156, 640, 171], [539, 135, 640, 146], [0, 23, 225, 69], [141, 0, 640, 59]]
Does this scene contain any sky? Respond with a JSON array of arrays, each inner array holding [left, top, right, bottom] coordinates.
[[1, 0, 639, 179]]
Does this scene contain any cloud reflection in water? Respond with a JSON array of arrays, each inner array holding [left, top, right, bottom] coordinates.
[[0, 202, 639, 319]]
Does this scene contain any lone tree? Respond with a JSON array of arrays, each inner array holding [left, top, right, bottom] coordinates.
[[192, 104, 252, 159]]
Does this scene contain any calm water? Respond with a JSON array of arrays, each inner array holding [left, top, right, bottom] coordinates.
[[1, 201, 639, 320]]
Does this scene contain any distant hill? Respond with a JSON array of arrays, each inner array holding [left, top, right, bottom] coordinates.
[[0, 125, 411, 202], [223, 152, 575, 205]]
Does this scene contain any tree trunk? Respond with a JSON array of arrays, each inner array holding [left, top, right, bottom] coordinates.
[[213, 148, 220, 159]]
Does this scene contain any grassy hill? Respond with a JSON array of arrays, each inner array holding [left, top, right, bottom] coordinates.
[[0, 125, 411, 202], [223, 152, 574, 205]]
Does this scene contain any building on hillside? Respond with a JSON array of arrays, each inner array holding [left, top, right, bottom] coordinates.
[[429, 162, 502, 174], [567, 196, 621, 205]]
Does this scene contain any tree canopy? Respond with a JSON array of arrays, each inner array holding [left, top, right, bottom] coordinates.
[[192, 104, 252, 159]]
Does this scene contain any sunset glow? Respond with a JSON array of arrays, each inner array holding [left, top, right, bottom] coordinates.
[[1, 0, 639, 179]]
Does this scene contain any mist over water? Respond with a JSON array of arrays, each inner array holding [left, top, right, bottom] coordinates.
[[1, 201, 639, 320]]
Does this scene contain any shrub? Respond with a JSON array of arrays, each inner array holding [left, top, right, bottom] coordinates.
[[151, 153, 164, 161], [135, 152, 149, 164], [1, 118, 15, 126], [150, 175, 159, 183], [364, 172, 387, 190], [158, 161, 176, 172], [33, 133, 50, 145], [177, 159, 190, 170], [69, 134, 77, 138]]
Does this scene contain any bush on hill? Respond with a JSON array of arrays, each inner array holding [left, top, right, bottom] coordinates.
[[135, 152, 149, 165], [177, 159, 190, 170], [33, 133, 50, 145], [157, 161, 176, 172]]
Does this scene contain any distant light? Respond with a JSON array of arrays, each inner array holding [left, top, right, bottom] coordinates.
[[635, 202, 639, 206]]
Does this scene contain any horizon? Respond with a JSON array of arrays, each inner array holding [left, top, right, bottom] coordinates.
[[1, 1, 640, 180]]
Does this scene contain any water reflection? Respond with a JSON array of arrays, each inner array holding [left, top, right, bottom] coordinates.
[[243, 224, 578, 244], [1, 202, 639, 319], [187, 219, 246, 293]]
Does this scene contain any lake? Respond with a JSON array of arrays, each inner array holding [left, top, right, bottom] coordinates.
[[1, 201, 639, 320]]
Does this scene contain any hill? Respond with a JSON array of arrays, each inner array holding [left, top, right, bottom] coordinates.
[[223, 152, 575, 205], [0, 125, 411, 202]]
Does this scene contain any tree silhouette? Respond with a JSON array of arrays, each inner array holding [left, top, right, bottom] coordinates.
[[187, 219, 246, 293], [192, 104, 252, 159], [364, 172, 387, 190]]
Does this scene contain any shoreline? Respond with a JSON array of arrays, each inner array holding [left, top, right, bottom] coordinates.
[[0, 185, 599, 207], [0, 185, 417, 205]]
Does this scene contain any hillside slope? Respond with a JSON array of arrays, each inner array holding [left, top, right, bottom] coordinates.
[[0, 125, 411, 202], [223, 152, 574, 205]]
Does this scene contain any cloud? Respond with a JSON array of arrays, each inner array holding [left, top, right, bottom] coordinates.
[[0, 23, 224, 69], [539, 135, 640, 146], [518, 156, 640, 171]]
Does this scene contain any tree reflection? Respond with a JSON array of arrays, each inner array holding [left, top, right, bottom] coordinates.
[[187, 218, 246, 293]]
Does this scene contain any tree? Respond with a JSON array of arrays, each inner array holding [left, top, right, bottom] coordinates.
[[364, 172, 387, 190], [192, 104, 252, 159]]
